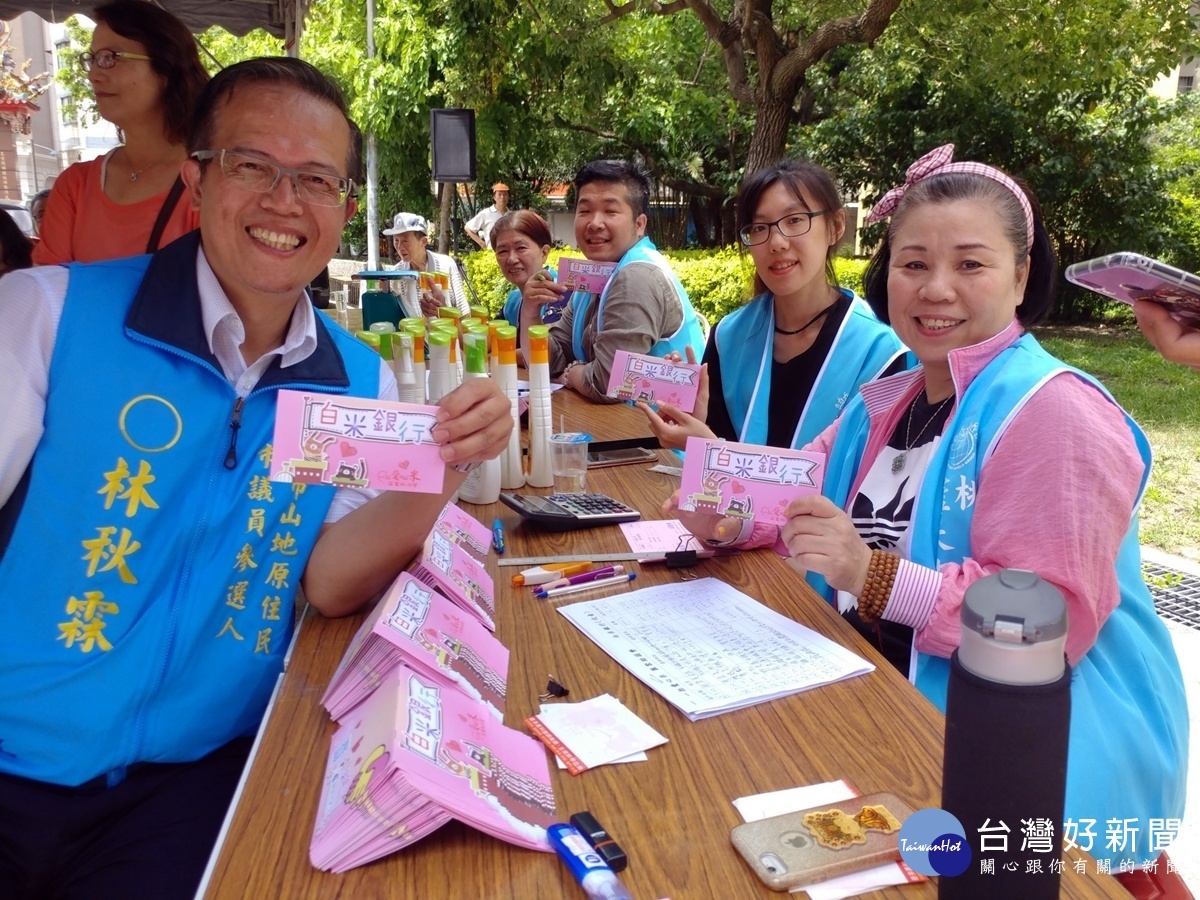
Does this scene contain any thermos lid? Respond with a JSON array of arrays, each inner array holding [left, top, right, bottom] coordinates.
[[961, 569, 1067, 644]]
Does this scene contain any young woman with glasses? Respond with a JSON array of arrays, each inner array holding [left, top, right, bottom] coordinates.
[[34, 0, 209, 265], [639, 160, 906, 465]]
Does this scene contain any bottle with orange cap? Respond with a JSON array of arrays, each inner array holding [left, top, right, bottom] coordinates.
[[496, 325, 525, 489], [526, 324, 554, 487]]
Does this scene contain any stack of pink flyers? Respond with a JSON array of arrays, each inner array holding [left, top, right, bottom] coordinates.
[[310, 666, 556, 872], [410, 529, 496, 631], [433, 502, 492, 564], [322, 571, 509, 721]]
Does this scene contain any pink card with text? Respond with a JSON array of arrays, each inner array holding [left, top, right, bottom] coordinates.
[[605, 350, 702, 412], [410, 530, 496, 631], [678, 436, 826, 526], [557, 256, 617, 294], [269, 390, 445, 494]]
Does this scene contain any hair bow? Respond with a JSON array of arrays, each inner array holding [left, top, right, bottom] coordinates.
[[866, 143, 1034, 250]]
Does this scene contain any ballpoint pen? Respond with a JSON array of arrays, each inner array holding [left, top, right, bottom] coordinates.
[[492, 518, 505, 554], [536, 573, 636, 599], [536, 566, 624, 592]]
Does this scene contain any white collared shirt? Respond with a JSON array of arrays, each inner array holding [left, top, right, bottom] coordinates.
[[0, 249, 396, 521]]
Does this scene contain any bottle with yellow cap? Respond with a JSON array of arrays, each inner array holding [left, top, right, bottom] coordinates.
[[496, 325, 524, 489], [400, 321, 426, 402]]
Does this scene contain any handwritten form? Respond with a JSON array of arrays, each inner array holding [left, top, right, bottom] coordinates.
[[557, 578, 873, 720]]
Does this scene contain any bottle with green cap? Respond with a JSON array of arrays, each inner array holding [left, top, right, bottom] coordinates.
[[457, 331, 502, 504], [426, 329, 454, 404], [368, 321, 395, 360], [400, 322, 426, 402]]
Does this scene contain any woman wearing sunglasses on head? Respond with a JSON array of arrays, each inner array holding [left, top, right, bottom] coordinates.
[[34, 1, 209, 265], [638, 160, 906, 492]]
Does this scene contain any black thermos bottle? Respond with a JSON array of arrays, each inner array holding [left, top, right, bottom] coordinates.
[[939, 569, 1071, 900]]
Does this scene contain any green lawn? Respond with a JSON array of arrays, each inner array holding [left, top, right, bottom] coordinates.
[[1033, 322, 1200, 559]]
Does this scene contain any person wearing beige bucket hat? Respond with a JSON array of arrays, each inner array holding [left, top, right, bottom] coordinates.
[[383, 211, 469, 314]]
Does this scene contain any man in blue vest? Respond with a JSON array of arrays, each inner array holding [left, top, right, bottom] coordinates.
[[0, 58, 510, 898], [521, 160, 705, 401]]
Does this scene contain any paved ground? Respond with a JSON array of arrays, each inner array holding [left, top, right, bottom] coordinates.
[[1142, 547, 1200, 890]]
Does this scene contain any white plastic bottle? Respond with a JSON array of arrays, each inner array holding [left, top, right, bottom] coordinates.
[[526, 325, 554, 488], [496, 325, 525, 489], [400, 322, 426, 403], [457, 331, 502, 504]]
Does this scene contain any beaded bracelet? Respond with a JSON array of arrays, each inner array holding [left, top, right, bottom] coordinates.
[[857, 549, 900, 624]]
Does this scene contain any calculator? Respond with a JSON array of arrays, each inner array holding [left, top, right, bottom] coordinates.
[[498, 492, 641, 531]]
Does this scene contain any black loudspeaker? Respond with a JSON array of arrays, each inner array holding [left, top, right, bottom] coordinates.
[[430, 108, 476, 183]]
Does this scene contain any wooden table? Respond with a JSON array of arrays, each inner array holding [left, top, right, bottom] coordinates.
[[202, 401, 1123, 900]]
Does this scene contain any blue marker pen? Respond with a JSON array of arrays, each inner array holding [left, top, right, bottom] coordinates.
[[492, 518, 505, 554], [547, 823, 633, 900]]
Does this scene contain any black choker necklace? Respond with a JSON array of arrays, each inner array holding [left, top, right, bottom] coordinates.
[[774, 298, 838, 336]]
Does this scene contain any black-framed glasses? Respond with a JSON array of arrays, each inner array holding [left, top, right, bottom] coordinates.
[[191, 150, 355, 208], [79, 49, 152, 72], [738, 210, 829, 246]]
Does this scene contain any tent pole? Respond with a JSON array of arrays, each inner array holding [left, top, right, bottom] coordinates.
[[365, 0, 379, 270]]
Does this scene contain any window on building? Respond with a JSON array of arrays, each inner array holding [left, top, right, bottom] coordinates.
[[1180, 75, 1195, 93]]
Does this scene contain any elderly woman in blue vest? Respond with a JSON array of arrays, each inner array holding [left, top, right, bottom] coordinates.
[[493, 210, 554, 344], [521, 160, 705, 400], [638, 160, 905, 465], [682, 146, 1188, 875]]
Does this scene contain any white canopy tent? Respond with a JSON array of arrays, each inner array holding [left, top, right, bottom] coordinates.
[[0, 0, 300, 39]]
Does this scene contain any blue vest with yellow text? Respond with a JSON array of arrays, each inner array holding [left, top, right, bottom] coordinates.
[[0, 232, 380, 786], [813, 334, 1186, 865]]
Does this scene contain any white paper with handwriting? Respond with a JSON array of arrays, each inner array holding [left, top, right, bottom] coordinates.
[[557, 578, 873, 720]]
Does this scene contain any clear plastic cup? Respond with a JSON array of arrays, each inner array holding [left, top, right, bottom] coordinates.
[[549, 432, 591, 494]]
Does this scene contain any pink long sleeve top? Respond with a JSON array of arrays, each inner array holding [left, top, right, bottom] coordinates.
[[734, 319, 1145, 667]]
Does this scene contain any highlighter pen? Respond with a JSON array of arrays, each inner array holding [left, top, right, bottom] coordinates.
[[537, 573, 636, 600], [510, 561, 593, 587], [492, 518, 506, 554], [536, 566, 624, 592], [547, 823, 633, 900]]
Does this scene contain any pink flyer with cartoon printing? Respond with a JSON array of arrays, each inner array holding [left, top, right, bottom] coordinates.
[[605, 350, 702, 412], [434, 503, 492, 564], [557, 256, 617, 294], [269, 390, 445, 494], [678, 436, 826, 526]]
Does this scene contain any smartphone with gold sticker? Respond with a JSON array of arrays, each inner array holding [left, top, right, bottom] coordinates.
[[731, 792, 914, 891]]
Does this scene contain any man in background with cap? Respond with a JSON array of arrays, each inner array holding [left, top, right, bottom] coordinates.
[[465, 183, 510, 249], [384, 211, 469, 314]]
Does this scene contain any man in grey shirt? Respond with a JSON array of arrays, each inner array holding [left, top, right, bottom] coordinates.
[[521, 160, 705, 402]]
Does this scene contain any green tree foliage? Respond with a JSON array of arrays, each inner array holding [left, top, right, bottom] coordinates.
[[806, 0, 1198, 319], [53, 17, 97, 129], [1151, 90, 1200, 274]]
